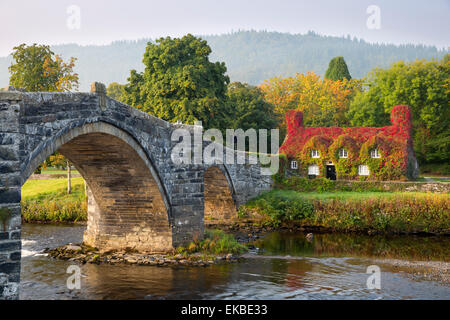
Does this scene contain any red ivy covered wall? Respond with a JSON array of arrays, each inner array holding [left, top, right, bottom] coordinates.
[[280, 105, 417, 180]]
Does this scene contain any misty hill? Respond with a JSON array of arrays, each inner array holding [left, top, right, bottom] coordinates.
[[0, 30, 447, 91]]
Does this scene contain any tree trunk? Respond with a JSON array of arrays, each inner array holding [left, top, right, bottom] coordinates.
[[67, 160, 71, 194]]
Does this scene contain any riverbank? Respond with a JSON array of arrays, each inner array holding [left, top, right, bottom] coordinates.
[[21, 177, 87, 222], [21, 177, 450, 235], [238, 189, 450, 235]]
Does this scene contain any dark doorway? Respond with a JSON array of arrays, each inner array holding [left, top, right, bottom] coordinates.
[[326, 165, 336, 180]]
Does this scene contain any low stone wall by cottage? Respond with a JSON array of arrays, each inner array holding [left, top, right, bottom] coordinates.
[[277, 175, 450, 193], [336, 180, 450, 193]]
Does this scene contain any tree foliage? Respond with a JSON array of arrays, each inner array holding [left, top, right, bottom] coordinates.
[[347, 55, 450, 164], [9, 44, 78, 92], [1, 31, 445, 91], [106, 82, 125, 101], [324, 56, 352, 81], [260, 72, 361, 136], [8, 44, 79, 177], [226, 82, 277, 131], [122, 34, 230, 129]]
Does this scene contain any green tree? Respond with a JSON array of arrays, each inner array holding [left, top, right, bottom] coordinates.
[[226, 82, 278, 150], [122, 34, 230, 129], [9, 44, 79, 189], [324, 56, 352, 81], [347, 55, 450, 166], [106, 82, 125, 101], [9, 43, 79, 91], [226, 82, 277, 130]]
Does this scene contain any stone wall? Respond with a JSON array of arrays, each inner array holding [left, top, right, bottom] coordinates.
[[0, 92, 22, 300], [0, 84, 273, 299], [204, 166, 237, 222]]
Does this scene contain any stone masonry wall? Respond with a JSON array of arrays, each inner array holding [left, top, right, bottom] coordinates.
[[0, 85, 273, 299], [204, 166, 238, 222]]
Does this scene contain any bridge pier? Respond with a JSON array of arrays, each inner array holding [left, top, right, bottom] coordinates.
[[0, 86, 272, 299], [0, 93, 23, 299]]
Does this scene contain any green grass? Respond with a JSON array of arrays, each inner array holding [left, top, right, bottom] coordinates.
[[21, 177, 87, 222], [418, 177, 450, 182], [176, 229, 247, 255], [264, 189, 440, 201], [22, 177, 85, 200]]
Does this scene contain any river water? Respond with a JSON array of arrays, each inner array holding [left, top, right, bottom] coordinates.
[[20, 223, 450, 300]]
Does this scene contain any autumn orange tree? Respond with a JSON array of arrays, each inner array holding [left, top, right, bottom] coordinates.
[[260, 72, 361, 135]]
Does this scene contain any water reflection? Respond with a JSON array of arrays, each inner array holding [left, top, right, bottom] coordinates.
[[19, 224, 450, 300], [255, 232, 450, 261]]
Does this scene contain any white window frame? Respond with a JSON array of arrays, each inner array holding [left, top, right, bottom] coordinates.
[[370, 149, 380, 158], [358, 165, 370, 176], [311, 150, 320, 158], [339, 148, 348, 158], [291, 160, 298, 170], [308, 164, 320, 176]]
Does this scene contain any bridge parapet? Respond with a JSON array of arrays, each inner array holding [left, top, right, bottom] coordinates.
[[0, 84, 273, 299]]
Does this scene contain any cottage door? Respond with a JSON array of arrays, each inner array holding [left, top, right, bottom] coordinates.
[[326, 165, 336, 180]]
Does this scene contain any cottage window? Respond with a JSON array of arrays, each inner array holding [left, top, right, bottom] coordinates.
[[308, 165, 319, 175], [370, 149, 380, 158], [339, 148, 348, 158], [311, 150, 320, 158], [358, 165, 370, 176], [291, 160, 298, 170]]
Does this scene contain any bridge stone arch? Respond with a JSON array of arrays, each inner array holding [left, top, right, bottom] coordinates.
[[0, 84, 273, 299], [23, 121, 173, 253], [203, 164, 238, 222]]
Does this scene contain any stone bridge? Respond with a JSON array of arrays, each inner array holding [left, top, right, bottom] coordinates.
[[0, 84, 273, 299]]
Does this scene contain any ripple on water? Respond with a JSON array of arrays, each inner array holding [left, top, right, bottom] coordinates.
[[18, 224, 450, 300]]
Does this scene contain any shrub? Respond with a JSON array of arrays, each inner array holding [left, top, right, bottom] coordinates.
[[246, 190, 314, 224], [21, 183, 87, 222], [22, 198, 87, 222], [242, 189, 450, 234], [178, 229, 247, 255]]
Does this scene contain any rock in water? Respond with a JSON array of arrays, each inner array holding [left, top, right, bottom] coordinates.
[[66, 244, 82, 252]]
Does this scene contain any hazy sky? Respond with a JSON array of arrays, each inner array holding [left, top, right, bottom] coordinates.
[[0, 0, 449, 57]]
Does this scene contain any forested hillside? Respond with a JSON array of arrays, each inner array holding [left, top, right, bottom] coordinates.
[[0, 30, 446, 91]]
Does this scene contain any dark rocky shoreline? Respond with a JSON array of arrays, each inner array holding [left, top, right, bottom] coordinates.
[[45, 243, 242, 267]]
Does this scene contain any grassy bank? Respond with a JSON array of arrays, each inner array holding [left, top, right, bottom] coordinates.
[[240, 189, 450, 234], [21, 177, 87, 222], [176, 229, 247, 255], [21, 176, 450, 235]]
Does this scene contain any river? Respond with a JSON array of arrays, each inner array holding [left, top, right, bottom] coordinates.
[[20, 223, 450, 300]]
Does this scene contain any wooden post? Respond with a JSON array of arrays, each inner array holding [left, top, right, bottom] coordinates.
[[67, 160, 72, 194]]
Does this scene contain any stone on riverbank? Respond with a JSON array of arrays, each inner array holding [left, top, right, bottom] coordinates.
[[45, 244, 241, 267]]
